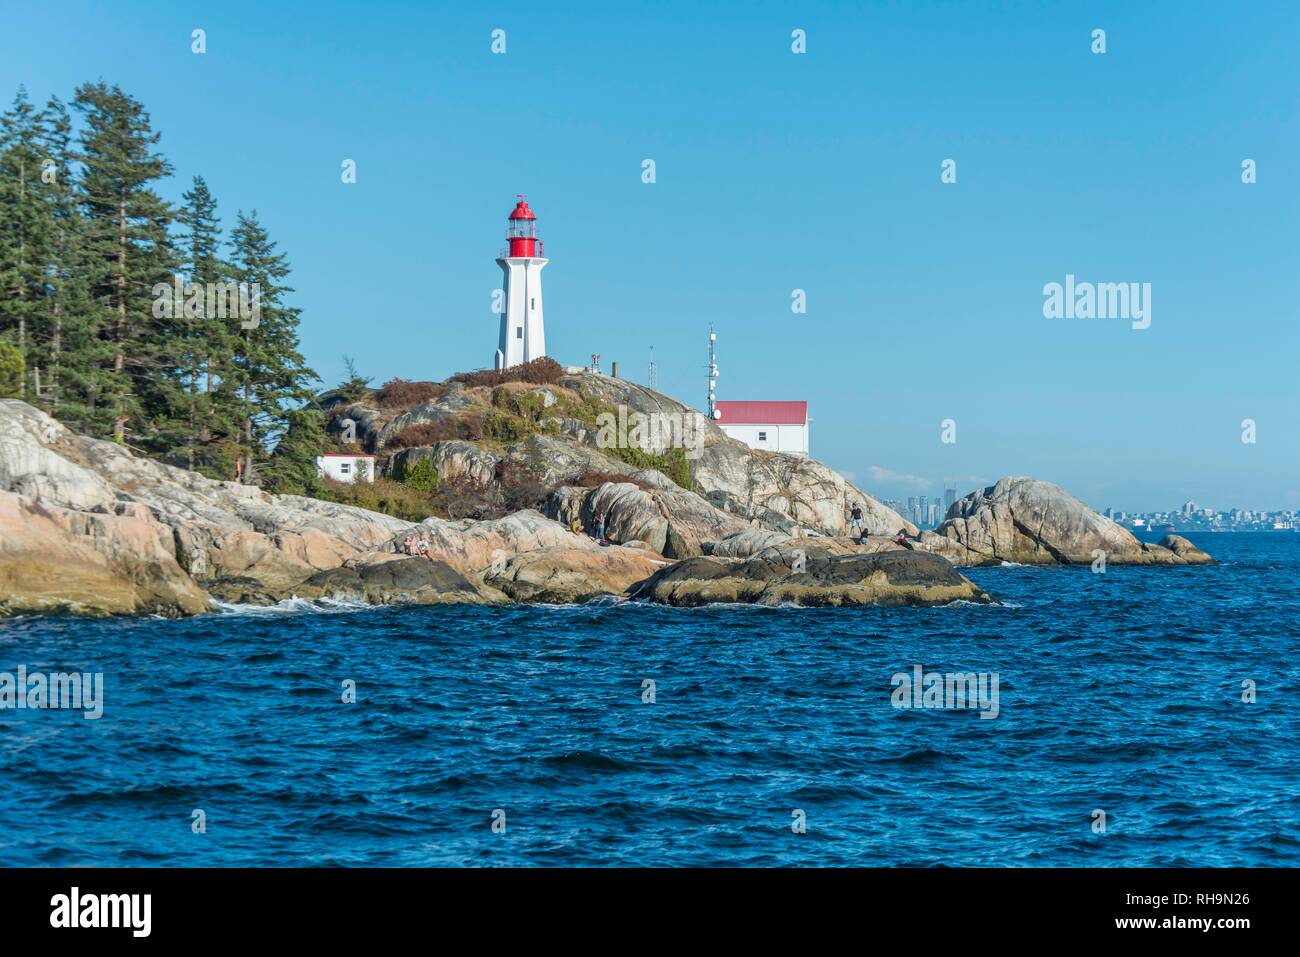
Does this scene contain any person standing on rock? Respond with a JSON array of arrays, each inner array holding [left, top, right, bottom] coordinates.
[[595, 511, 607, 543], [849, 502, 864, 535]]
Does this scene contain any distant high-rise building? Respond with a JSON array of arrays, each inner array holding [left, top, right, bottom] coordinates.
[[944, 484, 957, 512]]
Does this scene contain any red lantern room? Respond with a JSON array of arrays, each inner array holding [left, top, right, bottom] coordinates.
[[506, 195, 540, 258]]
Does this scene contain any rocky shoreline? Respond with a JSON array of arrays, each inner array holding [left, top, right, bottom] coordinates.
[[0, 394, 1211, 618]]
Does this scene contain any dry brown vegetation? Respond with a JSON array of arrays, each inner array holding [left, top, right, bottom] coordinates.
[[373, 378, 446, 410]]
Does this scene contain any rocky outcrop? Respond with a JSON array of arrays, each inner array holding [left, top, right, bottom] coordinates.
[[555, 372, 915, 538], [0, 400, 446, 615], [1156, 534, 1213, 564], [394, 509, 668, 603], [930, 477, 1214, 566], [391, 441, 500, 487], [0, 491, 209, 617], [483, 545, 670, 604], [632, 549, 993, 607], [293, 555, 500, 606], [544, 481, 751, 558], [0, 398, 1212, 618]]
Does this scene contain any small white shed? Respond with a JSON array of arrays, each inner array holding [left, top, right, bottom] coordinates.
[[316, 453, 376, 483]]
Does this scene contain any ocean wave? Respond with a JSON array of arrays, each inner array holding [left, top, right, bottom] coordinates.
[[204, 596, 371, 617]]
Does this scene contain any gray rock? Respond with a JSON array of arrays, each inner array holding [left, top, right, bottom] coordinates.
[[633, 549, 993, 607], [933, 477, 1214, 566]]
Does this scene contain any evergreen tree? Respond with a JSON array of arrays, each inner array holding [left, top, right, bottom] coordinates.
[[174, 174, 240, 473], [0, 87, 53, 400], [263, 406, 326, 495], [228, 209, 318, 482], [72, 80, 178, 444], [36, 94, 100, 426], [0, 338, 24, 396]]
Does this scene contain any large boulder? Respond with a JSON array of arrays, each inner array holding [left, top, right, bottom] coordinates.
[[484, 545, 669, 603], [544, 481, 751, 558], [0, 491, 209, 617], [932, 477, 1214, 566], [390, 441, 500, 487], [501, 433, 637, 487], [293, 555, 501, 605], [406, 509, 590, 574], [632, 549, 993, 607], [398, 509, 666, 602]]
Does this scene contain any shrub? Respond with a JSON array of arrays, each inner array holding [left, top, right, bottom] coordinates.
[[494, 459, 549, 512], [451, 356, 564, 388], [607, 444, 692, 490], [399, 456, 439, 492], [386, 420, 458, 449], [485, 410, 534, 443], [373, 377, 445, 409], [319, 476, 435, 522], [570, 470, 652, 490], [433, 475, 497, 520]]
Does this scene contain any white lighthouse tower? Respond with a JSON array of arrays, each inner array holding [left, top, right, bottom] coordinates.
[[495, 195, 548, 369]]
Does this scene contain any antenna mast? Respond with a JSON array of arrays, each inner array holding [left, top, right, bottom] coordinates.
[[648, 346, 657, 389], [706, 324, 718, 418]]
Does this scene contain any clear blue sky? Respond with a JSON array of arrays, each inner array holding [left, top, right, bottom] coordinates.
[[4, 1, 1297, 511]]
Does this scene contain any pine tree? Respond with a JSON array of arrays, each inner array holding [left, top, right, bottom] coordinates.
[[0, 86, 54, 399], [72, 80, 178, 444], [228, 209, 318, 482], [263, 406, 326, 495], [36, 94, 99, 426], [174, 174, 240, 473]]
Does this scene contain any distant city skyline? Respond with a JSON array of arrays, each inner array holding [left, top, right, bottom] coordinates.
[[3, 1, 1296, 509], [865, 471, 1300, 519]]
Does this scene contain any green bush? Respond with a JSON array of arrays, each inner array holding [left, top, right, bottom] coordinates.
[[399, 456, 439, 492], [608, 443, 693, 489]]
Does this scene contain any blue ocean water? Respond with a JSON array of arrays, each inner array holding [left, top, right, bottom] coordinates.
[[0, 532, 1296, 867]]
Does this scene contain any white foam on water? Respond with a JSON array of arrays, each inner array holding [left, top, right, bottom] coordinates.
[[205, 595, 371, 617]]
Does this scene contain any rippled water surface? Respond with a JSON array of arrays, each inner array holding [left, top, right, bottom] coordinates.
[[1, 532, 1296, 866]]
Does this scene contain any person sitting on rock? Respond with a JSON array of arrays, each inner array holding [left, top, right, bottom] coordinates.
[[570, 517, 582, 536], [417, 536, 430, 557], [895, 532, 914, 550]]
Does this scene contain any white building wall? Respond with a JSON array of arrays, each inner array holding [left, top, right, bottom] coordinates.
[[496, 257, 547, 368], [316, 456, 375, 483], [717, 423, 808, 456]]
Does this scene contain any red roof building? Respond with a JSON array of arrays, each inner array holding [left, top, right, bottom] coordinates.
[[714, 401, 807, 426], [713, 401, 809, 456]]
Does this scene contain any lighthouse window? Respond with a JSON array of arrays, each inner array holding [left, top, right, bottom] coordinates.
[[530, 298, 535, 310], [516, 327, 523, 339], [758, 431, 768, 442]]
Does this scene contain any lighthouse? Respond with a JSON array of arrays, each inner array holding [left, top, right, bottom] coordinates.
[[495, 196, 548, 369]]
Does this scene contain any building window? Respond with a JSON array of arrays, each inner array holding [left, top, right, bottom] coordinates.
[[340, 463, 350, 475], [530, 298, 535, 310], [758, 431, 768, 441], [516, 327, 523, 339]]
